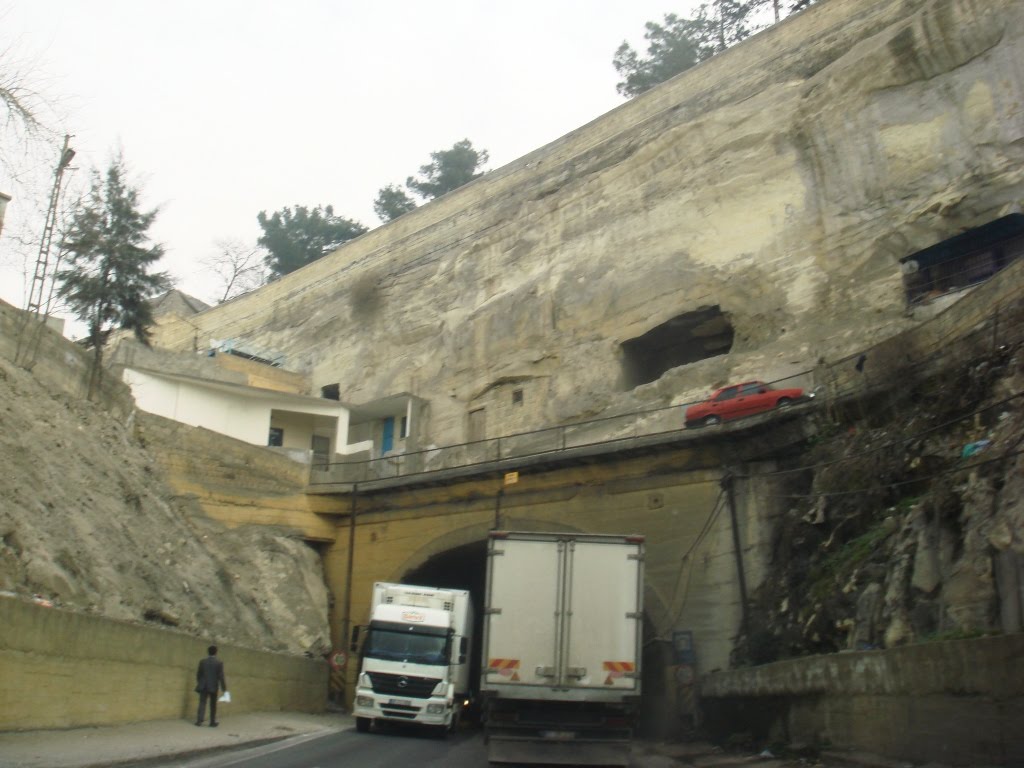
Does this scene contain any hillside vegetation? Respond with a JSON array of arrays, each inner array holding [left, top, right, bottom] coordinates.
[[734, 314, 1024, 664]]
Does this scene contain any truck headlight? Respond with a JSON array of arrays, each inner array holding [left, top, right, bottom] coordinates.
[[426, 703, 446, 714], [356, 695, 374, 708]]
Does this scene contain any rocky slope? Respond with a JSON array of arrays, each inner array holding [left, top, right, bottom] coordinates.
[[0, 351, 330, 657], [735, 331, 1024, 664]]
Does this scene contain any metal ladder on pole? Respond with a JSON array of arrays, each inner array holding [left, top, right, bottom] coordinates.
[[15, 135, 75, 369]]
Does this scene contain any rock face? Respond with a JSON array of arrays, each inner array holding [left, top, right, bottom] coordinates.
[[0, 346, 331, 657], [735, 338, 1024, 662], [145, 0, 1024, 451]]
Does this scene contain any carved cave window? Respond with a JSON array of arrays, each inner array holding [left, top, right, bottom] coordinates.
[[620, 306, 735, 390]]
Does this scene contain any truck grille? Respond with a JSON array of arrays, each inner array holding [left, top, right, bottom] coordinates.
[[367, 672, 439, 699], [381, 702, 421, 719]]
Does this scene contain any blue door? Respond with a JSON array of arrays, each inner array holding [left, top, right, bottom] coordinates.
[[381, 417, 395, 454]]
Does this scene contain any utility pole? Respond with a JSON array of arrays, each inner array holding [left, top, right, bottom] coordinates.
[[722, 471, 750, 635], [15, 135, 76, 369]]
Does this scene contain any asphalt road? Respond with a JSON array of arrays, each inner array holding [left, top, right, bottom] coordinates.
[[164, 725, 487, 768]]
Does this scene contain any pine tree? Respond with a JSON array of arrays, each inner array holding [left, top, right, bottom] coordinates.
[[257, 204, 367, 278], [57, 155, 170, 398], [373, 184, 418, 224], [405, 140, 489, 201]]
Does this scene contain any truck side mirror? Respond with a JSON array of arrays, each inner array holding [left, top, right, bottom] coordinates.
[[459, 636, 468, 664], [350, 625, 361, 653]]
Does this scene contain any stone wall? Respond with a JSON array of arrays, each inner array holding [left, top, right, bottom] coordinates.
[[137, 413, 339, 542], [700, 634, 1024, 765], [0, 596, 327, 731], [0, 301, 134, 420], [144, 0, 1024, 453]]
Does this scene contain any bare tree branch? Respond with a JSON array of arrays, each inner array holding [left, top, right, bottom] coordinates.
[[201, 238, 267, 303]]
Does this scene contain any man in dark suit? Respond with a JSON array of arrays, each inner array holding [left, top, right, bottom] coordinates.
[[195, 645, 227, 727]]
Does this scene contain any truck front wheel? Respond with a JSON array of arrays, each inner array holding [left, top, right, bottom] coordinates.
[[355, 716, 371, 733]]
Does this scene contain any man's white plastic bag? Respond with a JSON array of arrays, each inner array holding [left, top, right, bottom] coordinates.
[[218, 691, 231, 703]]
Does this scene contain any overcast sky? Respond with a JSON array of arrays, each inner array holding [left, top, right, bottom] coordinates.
[[0, 0, 703, 320]]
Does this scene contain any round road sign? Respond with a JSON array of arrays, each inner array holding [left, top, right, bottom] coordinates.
[[330, 650, 348, 671]]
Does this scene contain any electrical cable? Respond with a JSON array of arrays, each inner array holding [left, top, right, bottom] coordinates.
[[751, 445, 1024, 500], [733, 390, 1024, 480], [666, 489, 727, 630]]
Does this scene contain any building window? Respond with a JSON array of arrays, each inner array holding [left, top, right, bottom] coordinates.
[[268, 427, 284, 447], [900, 214, 1024, 305], [512, 389, 524, 406], [400, 415, 408, 438], [321, 383, 340, 400]]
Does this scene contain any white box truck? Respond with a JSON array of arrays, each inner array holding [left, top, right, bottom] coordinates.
[[481, 531, 644, 766], [352, 582, 473, 735]]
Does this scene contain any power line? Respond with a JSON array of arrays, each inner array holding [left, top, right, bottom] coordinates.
[[734, 390, 1024, 480], [752, 446, 1024, 501]]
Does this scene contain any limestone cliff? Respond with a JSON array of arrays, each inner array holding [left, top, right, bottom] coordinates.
[[144, 0, 1023, 452]]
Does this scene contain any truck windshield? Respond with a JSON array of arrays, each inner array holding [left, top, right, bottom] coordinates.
[[364, 622, 450, 665]]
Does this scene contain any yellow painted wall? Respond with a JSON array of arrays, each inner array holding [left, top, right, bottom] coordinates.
[[319, 446, 783, 704], [138, 413, 338, 542], [0, 597, 327, 731]]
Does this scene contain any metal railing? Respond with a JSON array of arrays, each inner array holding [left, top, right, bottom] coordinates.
[[309, 369, 817, 486], [310, 282, 1024, 489]]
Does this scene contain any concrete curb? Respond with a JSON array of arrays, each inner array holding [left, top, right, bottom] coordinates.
[[0, 712, 354, 768]]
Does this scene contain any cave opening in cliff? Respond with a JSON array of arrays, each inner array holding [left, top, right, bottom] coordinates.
[[620, 306, 734, 389]]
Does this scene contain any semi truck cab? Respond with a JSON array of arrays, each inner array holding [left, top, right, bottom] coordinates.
[[352, 583, 473, 735]]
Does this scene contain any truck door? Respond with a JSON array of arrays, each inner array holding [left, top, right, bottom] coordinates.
[[563, 539, 642, 691], [485, 537, 561, 688]]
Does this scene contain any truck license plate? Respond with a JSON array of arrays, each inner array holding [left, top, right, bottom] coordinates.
[[540, 730, 576, 741], [387, 698, 412, 707]]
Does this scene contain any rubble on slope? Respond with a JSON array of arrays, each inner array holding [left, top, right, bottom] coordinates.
[[734, 342, 1024, 665], [0, 354, 330, 657]]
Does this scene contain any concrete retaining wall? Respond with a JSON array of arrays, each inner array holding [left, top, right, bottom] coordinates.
[[0, 301, 135, 420], [700, 634, 1024, 765], [0, 596, 327, 731]]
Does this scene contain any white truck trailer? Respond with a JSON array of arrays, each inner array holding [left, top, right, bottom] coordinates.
[[481, 531, 644, 766], [352, 582, 473, 735]]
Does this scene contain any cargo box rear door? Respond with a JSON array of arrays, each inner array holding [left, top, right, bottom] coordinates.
[[484, 537, 561, 691], [563, 539, 641, 690]]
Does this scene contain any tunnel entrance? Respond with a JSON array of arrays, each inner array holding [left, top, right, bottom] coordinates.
[[401, 540, 489, 710], [396, 539, 673, 736], [620, 306, 734, 389]]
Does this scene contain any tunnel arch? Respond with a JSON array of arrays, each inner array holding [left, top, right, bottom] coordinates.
[[381, 520, 676, 737]]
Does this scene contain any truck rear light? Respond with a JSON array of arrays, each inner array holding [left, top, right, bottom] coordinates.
[[624, 535, 645, 543], [489, 531, 510, 539]]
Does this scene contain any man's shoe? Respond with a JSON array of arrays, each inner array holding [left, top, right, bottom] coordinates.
[[210, 722, 219, 727]]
